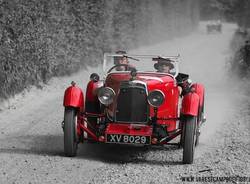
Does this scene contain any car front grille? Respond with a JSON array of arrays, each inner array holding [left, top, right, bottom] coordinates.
[[115, 81, 148, 123]]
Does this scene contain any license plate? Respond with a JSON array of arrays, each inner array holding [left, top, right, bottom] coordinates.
[[106, 134, 151, 145]]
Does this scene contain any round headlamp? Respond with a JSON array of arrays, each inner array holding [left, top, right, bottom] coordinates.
[[97, 87, 115, 106], [148, 90, 165, 107]]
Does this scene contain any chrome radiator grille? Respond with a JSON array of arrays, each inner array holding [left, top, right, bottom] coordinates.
[[115, 81, 148, 123]]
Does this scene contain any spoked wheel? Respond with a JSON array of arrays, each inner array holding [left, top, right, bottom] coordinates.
[[195, 112, 202, 147], [196, 98, 205, 146], [182, 116, 197, 164], [64, 107, 78, 157], [179, 118, 185, 148], [195, 109, 203, 146], [195, 126, 201, 147]]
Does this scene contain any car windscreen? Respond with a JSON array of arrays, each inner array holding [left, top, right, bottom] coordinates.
[[103, 54, 179, 77]]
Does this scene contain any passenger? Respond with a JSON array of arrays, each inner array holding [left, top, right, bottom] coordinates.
[[154, 58, 182, 95], [154, 59, 174, 73]]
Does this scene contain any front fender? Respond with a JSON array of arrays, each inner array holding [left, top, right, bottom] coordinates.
[[63, 86, 84, 110], [181, 92, 199, 116], [191, 83, 205, 107]]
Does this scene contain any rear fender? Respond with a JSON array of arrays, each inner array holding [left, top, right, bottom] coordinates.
[[181, 92, 199, 116], [86, 80, 103, 102], [85, 80, 103, 113], [63, 86, 84, 110]]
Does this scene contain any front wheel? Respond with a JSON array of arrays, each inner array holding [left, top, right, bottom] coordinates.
[[64, 107, 78, 157], [182, 116, 197, 164], [196, 98, 205, 146]]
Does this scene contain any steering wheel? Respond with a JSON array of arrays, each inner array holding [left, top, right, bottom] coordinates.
[[107, 64, 132, 73]]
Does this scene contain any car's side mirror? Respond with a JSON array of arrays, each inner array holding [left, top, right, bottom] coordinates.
[[90, 73, 100, 82]]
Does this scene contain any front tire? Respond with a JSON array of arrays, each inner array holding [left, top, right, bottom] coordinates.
[[182, 116, 197, 164], [196, 98, 205, 146], [64, 107, 78, 157]]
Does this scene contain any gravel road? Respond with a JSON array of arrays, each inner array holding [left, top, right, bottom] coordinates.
[[0, 23, 249, 184]]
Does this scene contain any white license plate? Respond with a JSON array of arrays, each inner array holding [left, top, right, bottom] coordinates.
[[106, 134, 150, 144]]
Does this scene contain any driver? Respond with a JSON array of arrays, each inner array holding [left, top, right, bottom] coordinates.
[[114, 50, 134, 71], [154, 58, 174, 73]]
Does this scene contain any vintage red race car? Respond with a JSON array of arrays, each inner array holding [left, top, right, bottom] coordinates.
[[62, 53, 206, 164]]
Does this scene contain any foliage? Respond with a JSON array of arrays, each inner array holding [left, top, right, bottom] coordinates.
[[0, 0, 199, 98]]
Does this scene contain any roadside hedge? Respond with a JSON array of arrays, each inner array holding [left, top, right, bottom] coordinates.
[[0, 0, 199, 98]]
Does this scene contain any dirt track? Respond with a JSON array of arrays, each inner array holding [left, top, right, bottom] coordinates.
[[0, 23, 249, 184]]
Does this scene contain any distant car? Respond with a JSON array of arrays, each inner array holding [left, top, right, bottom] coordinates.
[[207, 20, 222, 34], [235, 27, 248, 37], [62, 53, 206, 164]]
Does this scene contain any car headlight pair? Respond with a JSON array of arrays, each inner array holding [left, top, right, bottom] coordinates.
[[98, 87, 165, 107]]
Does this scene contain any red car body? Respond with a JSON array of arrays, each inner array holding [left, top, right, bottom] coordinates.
[[62, 54, 205, 164]]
